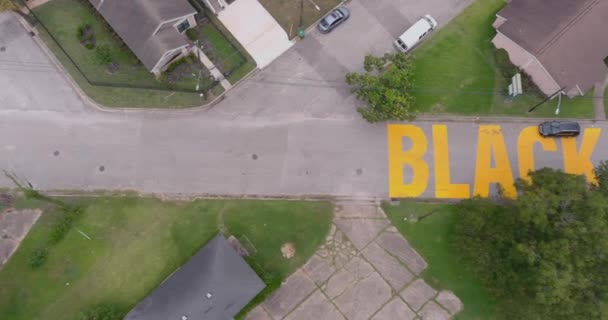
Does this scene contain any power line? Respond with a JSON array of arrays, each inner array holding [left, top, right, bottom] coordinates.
[[247, 75, 608, 100]]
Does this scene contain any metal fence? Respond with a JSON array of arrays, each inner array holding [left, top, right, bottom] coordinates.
[[21, 0, 221, 94]]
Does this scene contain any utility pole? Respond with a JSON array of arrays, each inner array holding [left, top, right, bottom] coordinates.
[[527, 87, 565, 113], [194, 40, 203, 92]]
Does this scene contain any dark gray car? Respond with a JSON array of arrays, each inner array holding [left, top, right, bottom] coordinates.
[[538, 121, 580, 137], [317, 7, 350, 33]]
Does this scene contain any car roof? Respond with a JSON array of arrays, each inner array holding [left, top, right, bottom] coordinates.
[[544, 121, 580, 131], [558, 122, 580, 130], [323, 10, 342, 24], [398, 16, 435, 48]]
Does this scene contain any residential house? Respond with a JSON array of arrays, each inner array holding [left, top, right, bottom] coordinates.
[[88, 0, 198, 75], [124, 234, 265, 320], [492, 0, 608, 97]]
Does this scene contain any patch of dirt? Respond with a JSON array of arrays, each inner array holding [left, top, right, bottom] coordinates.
[[106, 61, 119, 74], [430, 103, 446, 113], [281, 242, 296, 259]]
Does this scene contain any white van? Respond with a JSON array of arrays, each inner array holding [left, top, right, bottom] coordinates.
[[394, 15, 437, 53]]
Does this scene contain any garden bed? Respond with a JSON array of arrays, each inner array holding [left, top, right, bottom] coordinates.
[[187, 16, 256, 84]]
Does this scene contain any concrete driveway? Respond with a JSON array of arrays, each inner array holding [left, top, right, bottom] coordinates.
[[212, 0, 472, 120]]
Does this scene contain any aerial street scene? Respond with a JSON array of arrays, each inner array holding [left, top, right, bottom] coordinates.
[[1, 0, 608, 319]]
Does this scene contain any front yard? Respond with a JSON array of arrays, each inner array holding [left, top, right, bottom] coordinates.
[[187, 14, 256, 85], [411, 0, 595, 118], [0, 194, 332, 320], [382, 201, 497, 320], [31, 0, 253, 108], [259, 0, 342, 39]]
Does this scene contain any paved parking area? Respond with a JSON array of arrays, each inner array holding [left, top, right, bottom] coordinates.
[[210, 0, 472, 120], [246, 202, 463, 320]]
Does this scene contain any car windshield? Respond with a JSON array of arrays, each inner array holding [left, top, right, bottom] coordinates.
[[320, 20, 329, 27]]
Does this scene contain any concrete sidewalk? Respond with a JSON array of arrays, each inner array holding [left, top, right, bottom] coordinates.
[[593, 75, 608, 120], [246, 202, 463, 320]]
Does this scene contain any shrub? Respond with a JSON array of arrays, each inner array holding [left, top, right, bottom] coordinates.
[[165, 56, 188, 73], [494, 48, 544, 97], [79, 304, 122, 320], [493, 48, 518, 82], [95, 45, 112, 65], [49, 205, 85, 244], [186, 28, 198, 41], [28, 246, 48, 269]]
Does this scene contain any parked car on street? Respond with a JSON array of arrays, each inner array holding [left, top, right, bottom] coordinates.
[[394, 15, 437, 53], [317, 7, 350, 33], [538, 121, 581, 137]]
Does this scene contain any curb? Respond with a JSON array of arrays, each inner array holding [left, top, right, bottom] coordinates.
[[12, 11, 257, 114]]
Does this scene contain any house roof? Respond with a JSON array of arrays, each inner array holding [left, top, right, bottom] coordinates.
[[496, 0, 608, 94], [124, 234, 265, 320], [89, 0, 196, 70]]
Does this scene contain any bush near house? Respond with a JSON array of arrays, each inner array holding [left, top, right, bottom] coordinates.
[[493, 49, 543, 98]]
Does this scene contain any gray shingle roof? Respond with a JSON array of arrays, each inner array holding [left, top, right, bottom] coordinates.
[[496, 0, 608, 94], [89, 0, 196, 70], [124, 234, 266, 320]]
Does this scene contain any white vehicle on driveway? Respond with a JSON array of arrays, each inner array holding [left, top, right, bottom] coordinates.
[[394, 15, 437, 53]]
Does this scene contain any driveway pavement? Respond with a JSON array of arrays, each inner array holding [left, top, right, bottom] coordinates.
[[247, 202, 463, 320]]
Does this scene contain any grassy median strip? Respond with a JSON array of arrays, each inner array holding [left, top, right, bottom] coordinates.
[[411, 0, 595, 118], [383, 201, 497, 320], [0, 195, 332, 320]]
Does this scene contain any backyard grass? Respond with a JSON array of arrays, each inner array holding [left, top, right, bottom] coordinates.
[[259, 0, 342, 39], [32, 0, 224, 108], [382, 201, 497, 320], [411, 0, 595, 118], [0, 195, 332, 320]]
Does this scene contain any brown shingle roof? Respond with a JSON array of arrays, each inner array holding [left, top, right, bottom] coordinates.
[[89, 0, 196, 70], [497, 0, 608, 94]]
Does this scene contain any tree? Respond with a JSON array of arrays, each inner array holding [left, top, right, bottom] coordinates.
[[79, 304, 122, 320], [345, 53, 417, 123], [594, 160, 608, 193], [454, 167, 608, 320]]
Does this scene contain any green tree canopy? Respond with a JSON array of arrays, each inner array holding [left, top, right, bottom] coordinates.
[[454, 167, 608, 319], [345, 53, 416, 123]]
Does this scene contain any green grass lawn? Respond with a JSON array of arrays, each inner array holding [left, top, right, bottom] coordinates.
[[259, 0, 342, 39], [382, 201, 497, 320], [0, 195, 332, 320], [33, 0, 224, 108], [411, 0, 595, 118]]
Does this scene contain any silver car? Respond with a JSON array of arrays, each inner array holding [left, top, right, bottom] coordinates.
[[317, 7, 350, 33]]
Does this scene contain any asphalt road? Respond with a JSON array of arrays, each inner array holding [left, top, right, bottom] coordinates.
[[1, 1, 607, 200]]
